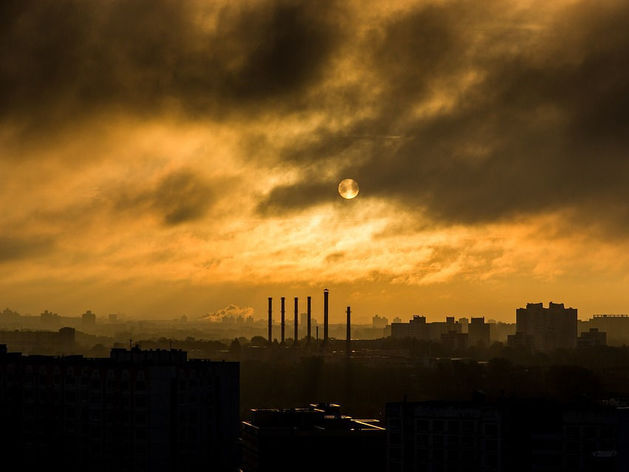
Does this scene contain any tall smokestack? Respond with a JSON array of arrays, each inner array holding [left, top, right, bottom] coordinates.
[[294, 297, 299, 344], [268, 297, 272, 345], [281, 297, 285, 344], [346, 306, 351, 355], [323, 289, 329, 344], [307, 296, 312, 344]]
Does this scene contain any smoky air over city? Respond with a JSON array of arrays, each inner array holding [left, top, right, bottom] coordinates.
[[2, 0, 629, 470]]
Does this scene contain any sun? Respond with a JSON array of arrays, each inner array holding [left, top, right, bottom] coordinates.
[[338, 179, 359, 199]]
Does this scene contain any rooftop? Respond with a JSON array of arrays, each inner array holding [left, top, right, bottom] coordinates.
[[243, 403, 383, 432]]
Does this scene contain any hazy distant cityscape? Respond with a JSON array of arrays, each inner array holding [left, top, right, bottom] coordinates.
[[4, 291, 629, 470], [2, 293, 628, 357]]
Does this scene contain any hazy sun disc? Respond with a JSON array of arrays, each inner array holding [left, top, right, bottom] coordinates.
[[338, 179, 359, 199]]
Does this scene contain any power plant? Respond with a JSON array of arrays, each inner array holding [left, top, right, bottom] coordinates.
[[263, 289, 351, 350]]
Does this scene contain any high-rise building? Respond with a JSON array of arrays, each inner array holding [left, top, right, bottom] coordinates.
[[81, 310, 96, 325], [512, 302, 577, 351], [40, 309, 61, 326], [577, 328, 607, 347], [391, 316, 465, 342], [588, 315, 629, 346], [373, 315, 389, 329], [440, 331, 468, 350], [469, 317, 491, 347], [0, 346, 239, 471]]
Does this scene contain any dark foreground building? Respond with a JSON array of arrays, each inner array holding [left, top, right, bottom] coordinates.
[[510, 302, 578, 351], [0, 345, 239, 471], [386, 399, 629, 472], [241, 403, 386, 472]]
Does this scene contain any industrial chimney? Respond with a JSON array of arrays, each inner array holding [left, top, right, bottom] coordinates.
[[323, 289, 329, 344], [307, 296, 312, 344], [294, 297, 299, 344], [268, 297, 272, 345], [281, 297, 285, 344], [346, 306, 351, 355]]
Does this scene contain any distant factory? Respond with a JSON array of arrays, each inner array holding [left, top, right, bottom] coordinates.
[[266, 289, 353, 354]]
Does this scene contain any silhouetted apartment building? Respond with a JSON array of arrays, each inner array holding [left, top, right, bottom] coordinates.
[[391, 316, 466, 344], [587, 315, 629, 346], [440, 331, 468, 350], [489, 321, 517, 344], [82, 310, 96, 326], [506, 331, 535, 350], [241, 403, 385, 472], [0, 346, 239, 472], [469, 317, 491, 347], [0, 308, 20, 323], [391, 316, 425, 339], [373, 314, 389, 329], [390, 319, 413, 339], [40, 309, 62, 327], [510, 302, 577, 351], [578, 328, 607, 348], [386, 399, 629, 472]]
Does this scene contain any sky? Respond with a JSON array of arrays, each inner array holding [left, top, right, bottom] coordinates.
[[2, 0, 629, 322]]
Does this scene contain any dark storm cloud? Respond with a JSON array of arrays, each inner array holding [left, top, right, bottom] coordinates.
[[262, 0, 629, 229], [5, 0, 629, 231], [0, 236, 55, 262], [257, 179, 331, 214], [0, 0, 343, 125], [115, 170, 214, 225]]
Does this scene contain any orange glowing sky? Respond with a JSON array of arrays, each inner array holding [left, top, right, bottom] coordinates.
[[2, 0, 629, 322]]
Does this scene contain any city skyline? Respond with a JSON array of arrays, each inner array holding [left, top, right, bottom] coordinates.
[[4, 2, 629, 470], [2, 288, 627, 325], [3, 0, 629, 321]]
